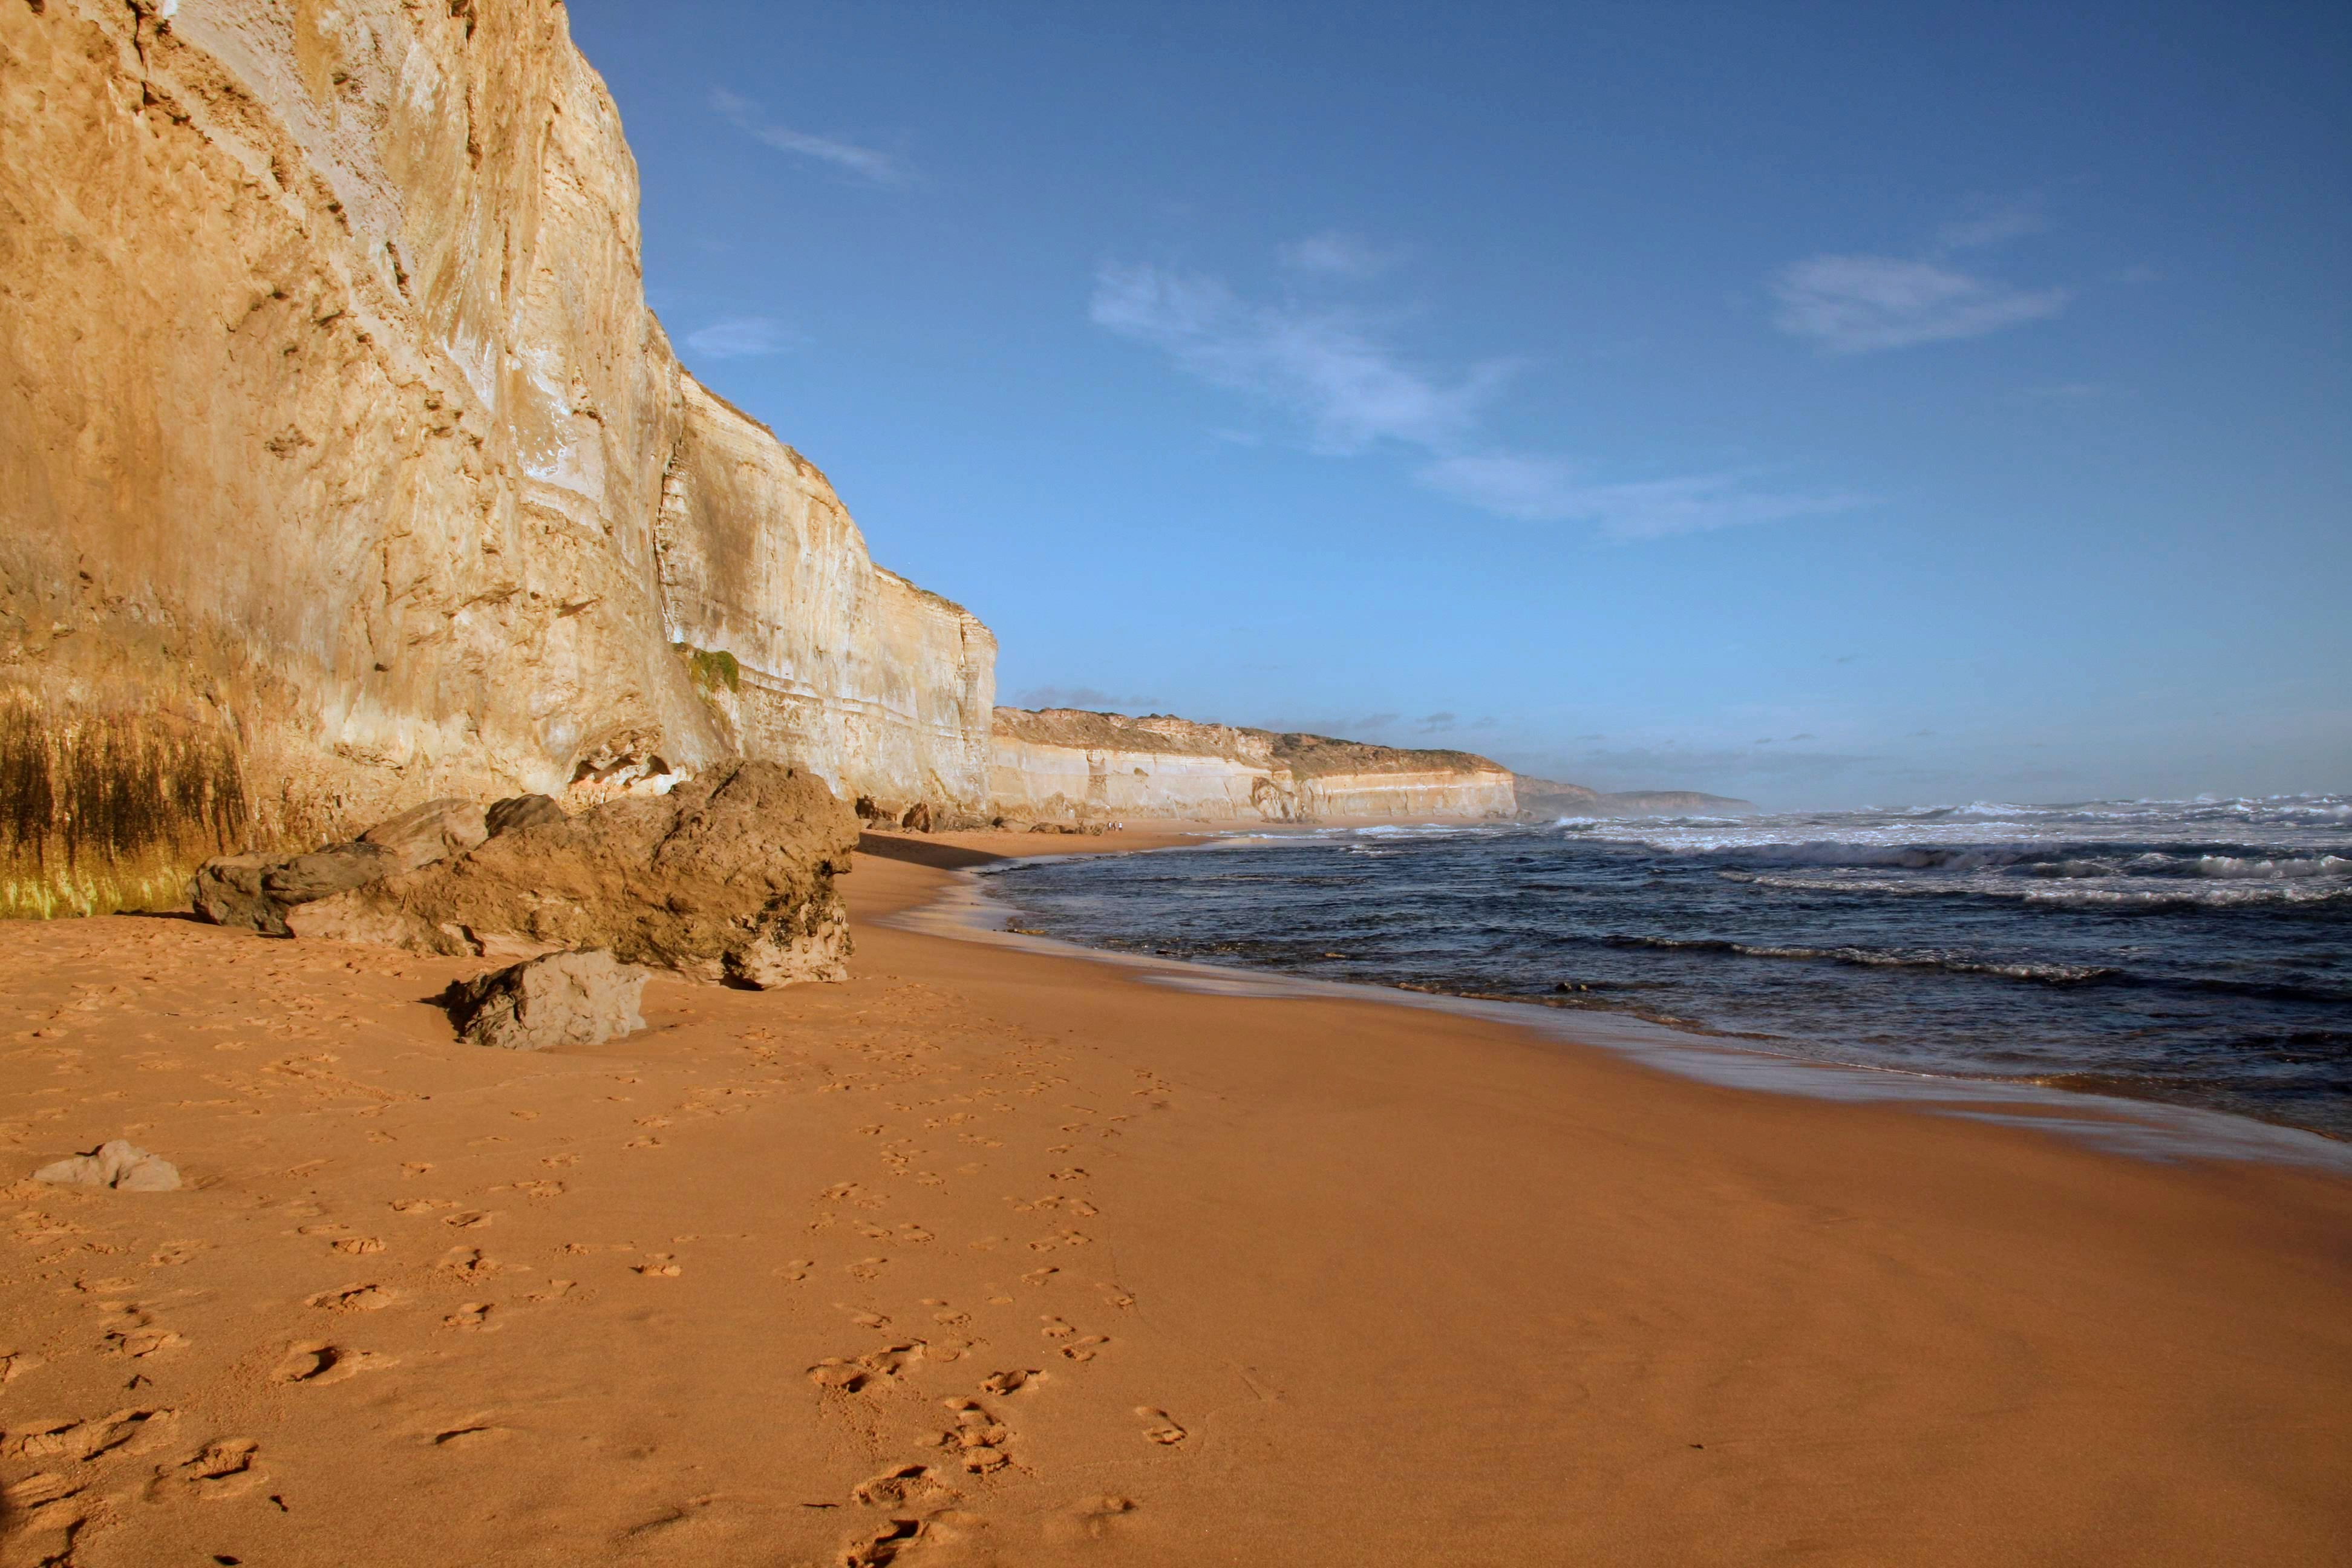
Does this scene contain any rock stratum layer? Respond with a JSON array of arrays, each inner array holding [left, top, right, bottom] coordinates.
[[1, 0, 993, 918], [990, 708, 1518, 823]]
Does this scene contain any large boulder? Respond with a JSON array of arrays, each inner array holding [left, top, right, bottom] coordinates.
[[287, 762, 860, 987], [358, 798, 489, 871], [191, 842, 399, 936], [190, 797, 487, 935], [443, 951, 647, 1051]]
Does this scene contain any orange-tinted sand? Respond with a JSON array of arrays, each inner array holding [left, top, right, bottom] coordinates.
[[2, 828, 2347, 1566]]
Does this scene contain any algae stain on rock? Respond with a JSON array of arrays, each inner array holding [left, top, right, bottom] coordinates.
[[0, 696, 250, 918]]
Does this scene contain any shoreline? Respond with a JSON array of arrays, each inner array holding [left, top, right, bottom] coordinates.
[[912, 824, 2352, 1172], [0, 828, 2346, 1563]]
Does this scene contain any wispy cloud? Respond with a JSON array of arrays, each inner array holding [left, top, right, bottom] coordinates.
[[1094, 256, 1855, 538], [1935, 200, 2045, 253], [1090, 264, 1508, 454], [1770, 255, 2070, 354], [711, 88, 904, 186], [684, 317, 798, 361], [1418, 454, 1869, 540], [1277, 231, 1405, 279]]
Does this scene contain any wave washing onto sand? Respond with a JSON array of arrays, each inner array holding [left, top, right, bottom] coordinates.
[[979, 794, 2352, 1142]]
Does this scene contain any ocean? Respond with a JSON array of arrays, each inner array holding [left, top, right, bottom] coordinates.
[[972, 796, 2352, 1142]]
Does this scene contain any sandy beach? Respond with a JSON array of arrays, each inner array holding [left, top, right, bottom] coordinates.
[[3, 827, 2348, 1567]]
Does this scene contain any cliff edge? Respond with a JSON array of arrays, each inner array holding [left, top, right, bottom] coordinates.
[[1, 0, 993, 918]]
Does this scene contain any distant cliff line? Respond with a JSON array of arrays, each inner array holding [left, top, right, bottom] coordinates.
[[1, 0, 994, 916], [991, 708, 1515, 823], [987, 708, 1755, 825]]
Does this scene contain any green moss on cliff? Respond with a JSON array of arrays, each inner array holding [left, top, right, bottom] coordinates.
[[675, 643, 742, 695]]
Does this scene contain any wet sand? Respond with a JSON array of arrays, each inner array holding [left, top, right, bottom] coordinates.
[[2, 826, 2347, 1566]]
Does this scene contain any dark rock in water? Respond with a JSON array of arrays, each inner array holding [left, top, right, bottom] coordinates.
[[484, 794, 567, 838], [36, 1138, 180, 1191], [287, 761, 860, 987], [443, 950, 647, 1051], [900, 802, 934, 833], [358, 797, 489, 870], [192, 841, 399, 936]]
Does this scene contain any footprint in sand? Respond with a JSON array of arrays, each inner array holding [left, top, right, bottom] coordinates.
[[808, 1358, 869, 1392], [438, 1247, 499, 1282], [633, 1255, 682, 1278], [847, 1257, 889, 1281], [333, 1236, 385, 1255], [842, 1517, 923, 1568], [515, 1180, 566, 1199], [149, 1438, 264, 1501], [307, 1284, 394, 1313], [100, 1308, 187, 1360], [440, 1303, 494, 1330], [7, 1408, 173, 1462], [1038, 1316, 1076, 1339], [979, 1369, 1036, 1396], [440, 1210, 492, 1229], [1135, 1407, 1187, 1445], [1049, 1495, 1139, 1544], [1061, 1336, 1109, 1362], [935, 1399, 1011, 1473], [272, 1342, 393, 1385], [400, 1163, 433, 1178], [850, 1464, 953, 1509], [390, 1198, 455, 1217], [148, 1242, 206, 1267], [1021, 1267, 1057, 1286]]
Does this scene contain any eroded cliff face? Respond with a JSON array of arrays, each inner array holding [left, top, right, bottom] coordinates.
[[656, 381, 996, 817], [0, 0, 993, 916], [991, 710, 1517, 823]]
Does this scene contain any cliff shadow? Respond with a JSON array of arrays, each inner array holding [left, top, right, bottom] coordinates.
[[855, 832, 1007, 871]]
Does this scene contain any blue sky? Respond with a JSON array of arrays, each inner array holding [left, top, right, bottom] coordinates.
[[567, 1, 2348, 808]]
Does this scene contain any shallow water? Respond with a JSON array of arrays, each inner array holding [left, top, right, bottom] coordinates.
[[976, 795, 2352, 1142]]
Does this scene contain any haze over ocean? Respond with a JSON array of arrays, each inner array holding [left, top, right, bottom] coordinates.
[[567, 1, 2349, 809]]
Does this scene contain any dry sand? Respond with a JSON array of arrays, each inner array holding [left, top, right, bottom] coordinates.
[[2, 826, 2347, 1566]]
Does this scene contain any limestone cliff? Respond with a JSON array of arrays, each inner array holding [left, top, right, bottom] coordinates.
[[990, 709, 1517, 823], [0, 0, 995, 918]]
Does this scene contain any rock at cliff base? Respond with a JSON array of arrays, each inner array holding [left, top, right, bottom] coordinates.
[[485, 794, 567, 838], [443, 951, 647, 1051], [36, 1140, 181, 1192], [359, 798, 490, 870], [192, 841, 400, 936], [899, 802, 934, 832], [191, 799, 492, 935], [287, 761, 859, 987]]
